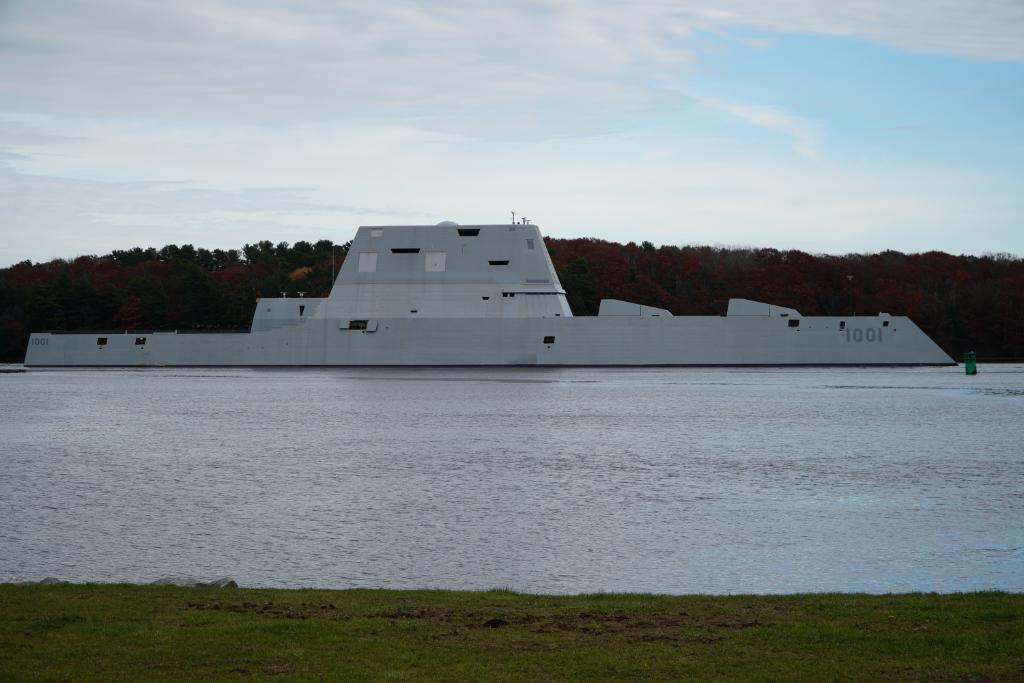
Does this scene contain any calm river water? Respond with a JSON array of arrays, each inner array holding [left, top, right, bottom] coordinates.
[[1, 365, 1022, 594]]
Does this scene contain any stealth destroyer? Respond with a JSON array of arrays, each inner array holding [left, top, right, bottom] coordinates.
[[24, 223, 955, 366]]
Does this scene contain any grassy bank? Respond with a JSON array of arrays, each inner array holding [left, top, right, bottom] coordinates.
[[1, 585, 1021, 681]]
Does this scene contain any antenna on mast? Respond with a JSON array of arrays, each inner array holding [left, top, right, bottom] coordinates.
[[510, 210, 516, 224]]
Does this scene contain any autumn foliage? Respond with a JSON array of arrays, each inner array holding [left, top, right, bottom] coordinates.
[[1, 236, 1022, 362]]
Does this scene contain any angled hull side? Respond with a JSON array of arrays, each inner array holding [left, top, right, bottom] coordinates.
[[24, 315, 954, 367]]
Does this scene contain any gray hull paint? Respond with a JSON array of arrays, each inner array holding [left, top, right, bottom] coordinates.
[[22, 223, 956, 367], [25, 315, 954, 366]]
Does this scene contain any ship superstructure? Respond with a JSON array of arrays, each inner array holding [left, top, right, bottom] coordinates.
[[24, 223, 955, 366]]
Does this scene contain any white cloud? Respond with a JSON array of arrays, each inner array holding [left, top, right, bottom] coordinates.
[[2, 120, 1018, 264], [704, 0, 1024, 62], [0, 2, 1021, 263], [1, 1, 1021, 139], [692, 96, 822, 158], [0, 1, 694, 139]]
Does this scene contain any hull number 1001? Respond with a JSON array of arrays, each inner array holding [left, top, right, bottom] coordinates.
[[846, 328, 883, 343]]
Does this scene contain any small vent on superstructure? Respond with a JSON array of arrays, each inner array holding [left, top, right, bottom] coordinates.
[[489, 260, 509, 266], [392, 248, 420, 254]]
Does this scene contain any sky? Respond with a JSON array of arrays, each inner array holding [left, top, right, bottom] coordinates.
[[1, 1, 1022, 266]]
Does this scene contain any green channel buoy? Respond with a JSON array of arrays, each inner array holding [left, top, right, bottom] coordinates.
[[965, 351, 977, 376]]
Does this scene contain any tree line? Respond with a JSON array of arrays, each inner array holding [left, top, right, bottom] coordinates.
[[2, 236, 1021, 362]]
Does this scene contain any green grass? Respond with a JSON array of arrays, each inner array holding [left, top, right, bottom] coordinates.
[[1, 585, 1021, 681]]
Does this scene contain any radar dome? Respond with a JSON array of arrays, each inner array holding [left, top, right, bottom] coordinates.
[[436, 220, 459, 226]]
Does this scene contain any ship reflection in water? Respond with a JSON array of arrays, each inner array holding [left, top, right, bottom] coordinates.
[[1, 365, 1021, 594]]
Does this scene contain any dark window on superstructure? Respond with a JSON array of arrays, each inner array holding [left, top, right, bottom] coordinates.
[[489, 260, 509, 266], [299, 305, 305, 316], [135, 337, 147, 345], [482, 296, 490, 300], [883, 320, 890, 327], [526, 238, 535, 250], [458, 228, 480, 236], [839, 321, 846, 330], [543, 336, 555, 344], [96, 337, 108, 346], [410, 310, 418, 314], [348, 320, 368, 330], [391, 248, 420, 254], [788, 320, 800, 328]]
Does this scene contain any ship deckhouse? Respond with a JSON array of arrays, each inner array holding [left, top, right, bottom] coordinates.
[[328, 223, 572, 319]]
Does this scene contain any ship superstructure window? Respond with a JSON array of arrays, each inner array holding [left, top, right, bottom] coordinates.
[[543, 336, 555, 344], [392, 248, 420, 254], [883, 320, 890, 327], [299, 305, 305, 316], [839, 321, 846, 330], [135, 337, 147, 345], [458, 228, 480, 236], [788, 320, 800, 328], [358, 252, 377, 272], [348, 320, 368, 330], [425, 251, 446, 272], [96, 337, 108, 346], [489, 260, 509, 266], [526, 238, 535, 250]]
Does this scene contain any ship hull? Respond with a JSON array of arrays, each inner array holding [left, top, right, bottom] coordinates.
[[24, 315, 955, 367]]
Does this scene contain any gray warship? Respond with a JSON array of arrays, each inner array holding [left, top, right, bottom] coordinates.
[[24, 223, 955, 366]]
